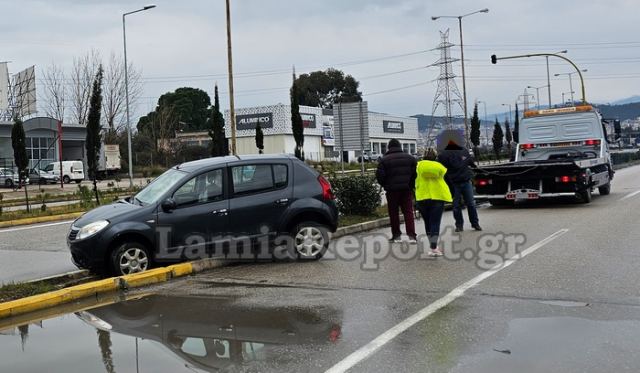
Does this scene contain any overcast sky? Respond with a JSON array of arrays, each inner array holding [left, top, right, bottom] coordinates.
[[2, 0, 639, 123]]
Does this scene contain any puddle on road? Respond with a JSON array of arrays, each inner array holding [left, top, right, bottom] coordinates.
[[453, 316, 640, 372], [0, 295, 342, 373]]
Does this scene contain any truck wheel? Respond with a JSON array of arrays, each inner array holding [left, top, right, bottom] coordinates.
[[578, 188, 592, 204], [598, 183, 611, 196], [63, 175, 71, 184]]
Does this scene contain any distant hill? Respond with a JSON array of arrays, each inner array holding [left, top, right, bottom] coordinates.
[[594, 102, 640, 121], [412, 114, 495, 133], [610, 96, 640, 106]]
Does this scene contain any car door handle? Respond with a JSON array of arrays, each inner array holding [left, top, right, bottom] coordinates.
[[275, 198, 289, 205], [212, 209, 229, 216]]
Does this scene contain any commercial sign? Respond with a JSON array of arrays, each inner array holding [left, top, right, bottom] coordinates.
[[301, 113, 317, 128], [322, 125, 335, 146], [383, 120, 404, 134], [236, 113, 273, 130]]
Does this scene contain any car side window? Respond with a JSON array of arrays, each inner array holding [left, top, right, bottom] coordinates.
[[174, 169, 224, 207], [44, 164, 53, 172], [231, 164, 276, 195]]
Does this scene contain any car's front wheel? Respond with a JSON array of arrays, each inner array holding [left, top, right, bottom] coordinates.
[[110, 241, 151, 276], [291, 222, 329, 260]]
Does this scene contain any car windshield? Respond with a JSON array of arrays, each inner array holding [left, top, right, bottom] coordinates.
[[134, 168, 187, 205]]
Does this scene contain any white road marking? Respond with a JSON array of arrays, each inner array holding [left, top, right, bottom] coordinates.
[[620, 190, 640, 201], [325, 229, 569, 373], [0, 220, 74, 234]]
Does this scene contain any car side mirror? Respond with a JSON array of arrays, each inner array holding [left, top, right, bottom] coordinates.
[[161, 198, 177, 212]]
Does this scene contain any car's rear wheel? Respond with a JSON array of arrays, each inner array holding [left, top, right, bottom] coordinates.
[[110, 241, 151, 276], [5, 179, 13, 188], [291, 222, 329, 260], [63, 175, 71, 184]]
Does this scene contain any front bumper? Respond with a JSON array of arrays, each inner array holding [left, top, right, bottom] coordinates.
[[68, 228, 109, 270]]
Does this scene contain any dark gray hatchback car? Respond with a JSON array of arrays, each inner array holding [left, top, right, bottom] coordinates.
[[68, 155, 338, 275]]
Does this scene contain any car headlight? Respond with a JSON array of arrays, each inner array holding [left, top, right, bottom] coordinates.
[[77, 220, 109, 240]]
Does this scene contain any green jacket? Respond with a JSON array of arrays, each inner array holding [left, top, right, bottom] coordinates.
[[415, 160, 453, 202]]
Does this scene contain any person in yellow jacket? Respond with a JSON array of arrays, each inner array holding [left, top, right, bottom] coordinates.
[[415, 148, 453, 257]]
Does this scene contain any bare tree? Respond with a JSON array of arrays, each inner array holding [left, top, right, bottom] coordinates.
[[70, 49, 101, 125], [102, 52, 142, 143], [41, 63, 66, 121]]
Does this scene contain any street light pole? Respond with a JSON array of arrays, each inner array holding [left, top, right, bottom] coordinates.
[[432, 8, 489, 148], [545, 50, 567, 108], [555, 69, 587, 104], [477, 100, 488, 145], [123, 4, 156, 189], [527, 85, 549, 110], [225, 0, 237, 155], [501, 103, 512, 123]]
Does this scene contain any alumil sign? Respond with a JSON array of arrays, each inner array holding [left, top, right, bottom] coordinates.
[[236, 113, 273, 130], [301, 113, 316, 128]]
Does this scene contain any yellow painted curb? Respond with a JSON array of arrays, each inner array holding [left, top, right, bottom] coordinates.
[[0, 257, 197, 320], [168, 263, 193, 278], [121, 268, 172, 288], [0, 212, 84, 228]]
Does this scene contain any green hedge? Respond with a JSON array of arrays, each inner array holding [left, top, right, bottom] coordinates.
[[330, 174, 381, 216]]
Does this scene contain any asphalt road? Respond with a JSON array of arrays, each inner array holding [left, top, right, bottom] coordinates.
[[0, 221, 75, 284], [1, 164, 640, 372]]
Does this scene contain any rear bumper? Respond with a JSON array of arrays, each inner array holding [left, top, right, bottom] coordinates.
[[477, 193, 577, 199]]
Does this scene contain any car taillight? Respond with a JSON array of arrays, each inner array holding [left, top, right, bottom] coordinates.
[[584, 139, 601, 146], [521, 144, 535, 150], [475, 179, 492, 186], [555, 175, 577, 183], [318, 175, 335, 201]]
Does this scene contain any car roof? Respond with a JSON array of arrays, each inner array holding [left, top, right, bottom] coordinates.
[[175, 154, 296, 172]]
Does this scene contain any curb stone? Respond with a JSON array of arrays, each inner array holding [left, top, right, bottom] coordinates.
[[0, 212, 84, 229]]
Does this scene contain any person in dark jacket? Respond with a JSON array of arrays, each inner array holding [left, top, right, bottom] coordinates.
[[376, 138, 418, 243], [437, 140, 482, 232]]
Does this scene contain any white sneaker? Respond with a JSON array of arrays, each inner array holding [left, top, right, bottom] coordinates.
[[428, 248, 444, 257]]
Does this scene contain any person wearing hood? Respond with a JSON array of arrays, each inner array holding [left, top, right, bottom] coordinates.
[[437, 140, 482, 232], [415, 148, 452, 257], [376, 138, 418, 243]]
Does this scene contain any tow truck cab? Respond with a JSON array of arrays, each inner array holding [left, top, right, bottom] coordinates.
[[474, 105, 614, 204]]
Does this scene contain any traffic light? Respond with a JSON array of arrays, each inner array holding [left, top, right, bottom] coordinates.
[[491, 54, 497, 64], [614, 119, 622, 139]]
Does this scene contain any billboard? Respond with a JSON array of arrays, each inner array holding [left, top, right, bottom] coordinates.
[[0, 63, 8, 112], [236, 113, 273, 130], [333, 101, 369, 151], [383, 120, 405, 134], [13, 66, 37, 117], [301, 113, 317, 128]]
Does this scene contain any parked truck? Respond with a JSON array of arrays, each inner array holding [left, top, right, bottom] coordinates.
[[98, 144, 121, 178], [474, 105, 614, 205]]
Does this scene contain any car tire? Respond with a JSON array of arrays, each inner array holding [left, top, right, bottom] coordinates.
[[38, 178, 46, 185], [75, 180, 82, 184], [5, 179, 13, 188], [63, 175, 71, 184], [110, 241, 151, 276], [290, 222, 330, 260], [598, 183, 611, 196]]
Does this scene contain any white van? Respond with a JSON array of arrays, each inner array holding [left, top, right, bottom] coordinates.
[[44, 161, 85, 184]]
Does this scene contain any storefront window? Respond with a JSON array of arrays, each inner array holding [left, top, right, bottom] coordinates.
[[373, 143, 380, 154], [402, 143, 409, 153], [381, 143, 387, 154], [410, 144, 416, 154], [27, 137, 56, 170]]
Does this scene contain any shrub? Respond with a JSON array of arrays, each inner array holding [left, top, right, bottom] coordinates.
[[330, 174, 381, 216]]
